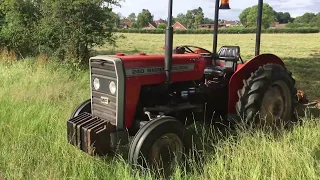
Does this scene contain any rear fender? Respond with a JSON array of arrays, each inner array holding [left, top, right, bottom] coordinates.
[[228, 54, 285, 114]]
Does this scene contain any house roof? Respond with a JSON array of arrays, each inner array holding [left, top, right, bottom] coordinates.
[[198, 24, 215, 29], [223, 20, 238, 25], [273, 21, 287, 28], [173, 21, 187, 29], [149, 21, 157, 28], [120, 18, 133, 27], [155, 19, 166, 24], [199, 24, 215, 26], [143, 22, 157, 29]]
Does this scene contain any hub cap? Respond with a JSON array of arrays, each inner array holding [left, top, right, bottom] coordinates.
[[149, 133, 183, 176], [260, 81, 291, 126]]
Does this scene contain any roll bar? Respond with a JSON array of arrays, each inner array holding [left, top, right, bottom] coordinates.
[[164, 0, 264, 83]]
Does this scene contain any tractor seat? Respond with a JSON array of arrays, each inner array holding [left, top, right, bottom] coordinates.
[[216, 46, 243, 71], [204, 46, 243, 79]]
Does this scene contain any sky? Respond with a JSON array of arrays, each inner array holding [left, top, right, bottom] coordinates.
[[112, 0, 320, 21]]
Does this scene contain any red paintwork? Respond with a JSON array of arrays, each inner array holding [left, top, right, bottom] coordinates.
[[117, 53, 210, 128], [228, 54, 285, 114], [112, 53, 285, 128]]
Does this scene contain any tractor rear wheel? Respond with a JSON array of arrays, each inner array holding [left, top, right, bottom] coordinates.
[[70, 99, 91, 118], [236, 64, 297, 129], [128, 116, 188, 177]]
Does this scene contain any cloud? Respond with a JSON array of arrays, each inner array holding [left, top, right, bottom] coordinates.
[[267, 0, 320, 17], [113, 0, 320, 20]]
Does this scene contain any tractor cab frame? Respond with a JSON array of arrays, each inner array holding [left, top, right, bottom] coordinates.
[[66, 0, 297, 176]]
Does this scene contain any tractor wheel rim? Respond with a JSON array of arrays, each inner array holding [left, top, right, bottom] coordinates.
[[149, 133, 183, 176], [260, 81, 291, 126]]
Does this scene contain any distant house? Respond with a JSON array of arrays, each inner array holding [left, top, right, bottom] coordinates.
[[272, 22, 287, 28], [143, 22, 157, 29], [222, 20, 241, 27], [198, 23, 225, 29], [155, 19, 166, 26], [198, 24, 215, 29], [198, 22, 227, 29], [172, 21, 187, 30], [119, 19, 132, 29]]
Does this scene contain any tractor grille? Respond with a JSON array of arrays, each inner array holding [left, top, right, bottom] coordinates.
[[90, 59, 117, 125]]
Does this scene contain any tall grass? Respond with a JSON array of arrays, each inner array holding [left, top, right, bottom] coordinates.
[[0, 60, 148, 179], [0, 33, 320, 179]]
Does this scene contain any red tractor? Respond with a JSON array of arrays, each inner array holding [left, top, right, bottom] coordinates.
[[67, 0, 297, 175]]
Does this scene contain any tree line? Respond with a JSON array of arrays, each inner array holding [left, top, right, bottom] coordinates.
[[115, 3, 320, 29], [113, 7, 215, 29], [239, 3, 320, 29]]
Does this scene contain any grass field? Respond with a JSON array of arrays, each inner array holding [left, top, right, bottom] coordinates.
[[100, 33, 320, 99], [0, 33, 320, 180]]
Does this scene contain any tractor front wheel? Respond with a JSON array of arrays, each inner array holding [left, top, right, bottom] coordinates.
[[70, 99, 91, 119], [236, 64, 297, 129], [128, 116, 188, 177]]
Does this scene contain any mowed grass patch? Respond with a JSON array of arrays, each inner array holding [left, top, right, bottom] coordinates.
[[99, 33, 320, 59], [98, 33, 320, 99], [0, 33, 319, 179]]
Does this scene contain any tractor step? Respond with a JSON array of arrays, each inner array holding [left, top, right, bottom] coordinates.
[[67, 112, 115, 156]]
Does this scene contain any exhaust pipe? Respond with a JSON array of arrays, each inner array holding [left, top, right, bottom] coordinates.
[[164, 0, 173, 83]]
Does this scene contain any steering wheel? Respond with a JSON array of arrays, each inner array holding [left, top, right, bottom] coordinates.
[[176, 45, 213, 55]]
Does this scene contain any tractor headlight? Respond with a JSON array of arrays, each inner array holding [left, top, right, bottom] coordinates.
[[93, 78, 100, 90], [109, 81, 116, 94]]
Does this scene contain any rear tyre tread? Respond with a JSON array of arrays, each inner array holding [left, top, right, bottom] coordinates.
[[236, 63, 297, 128]]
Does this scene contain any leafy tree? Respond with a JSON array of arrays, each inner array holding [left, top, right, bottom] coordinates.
[[41, 0, 120, 61], [131, 22, 138, 28], [274, 11, 292, 23], [241, 3, 276, 29], [0, 0, 121, 63], [174, 13, 187, 26], [136, 9, 153, 28], [294, 12, 316, 24], [283, 12, 292, 23], [174, 10, 212, 28], [239, 7, 251, 27], [128, 13, 136, 22], [0, 2, 4, 28], [186, 7, 204, 29], [203, 17, 214, 24], [185, 11, 193, 28], [310, 13, 320, 28], [0, 0, 40, 56], [287, 13, 319, 28], [0, 4, 4, 45], [194, 7, 204, 28], [111, 12, 121, 28]]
